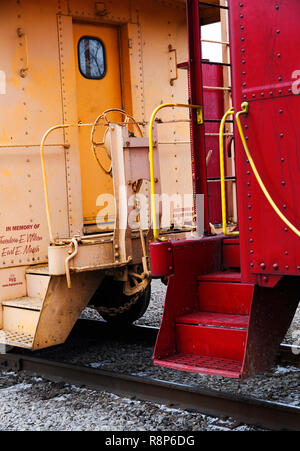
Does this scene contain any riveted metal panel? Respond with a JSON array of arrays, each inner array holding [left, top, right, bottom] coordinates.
[[229, 0, 300, 279], [0, 145, 69, 268]]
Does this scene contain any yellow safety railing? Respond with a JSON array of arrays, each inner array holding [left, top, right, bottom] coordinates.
[[148, 103, 203, 241], [40, 110, 142, 244], [236, 102, 300, 238], [220, 102, 300, 239]]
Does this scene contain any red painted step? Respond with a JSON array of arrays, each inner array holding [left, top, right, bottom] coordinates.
[[153, 273, 254, 378], [176, 311, 249, 329], [154, 309, 249, 378], [197, 271, 241, 282], [175, 323, 247, 361], [197, 274, 254, 315], [154, 354, 243, 378], [154, 310, 249, 378]]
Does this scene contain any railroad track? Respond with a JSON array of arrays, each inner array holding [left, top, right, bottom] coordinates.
[[0, 319, 299, 431]]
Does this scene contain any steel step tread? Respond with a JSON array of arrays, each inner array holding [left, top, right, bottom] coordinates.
[[0, 330, 34, 348], [154, 353, 242, 378], [197, 272, 242, 282], [2, 297, 43, 311], [26, 265, 49, 276], [176, 311, 249, 329]]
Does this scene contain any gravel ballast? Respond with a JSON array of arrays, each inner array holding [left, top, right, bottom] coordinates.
[[0, 279, 299, 431]]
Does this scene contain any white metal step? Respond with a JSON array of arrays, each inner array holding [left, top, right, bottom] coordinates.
[[26, 265, 49, 276], [0, 330, 34, 349], [1, 297, 42, 338], [2, 297, 43, 311]]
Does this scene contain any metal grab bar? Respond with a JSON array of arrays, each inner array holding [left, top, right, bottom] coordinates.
[[40, 123, 73, 244], [219, 107, 239, 236], [65, 237, 79, 289], [236, 102, 300, 238], [40, 121, 110, 244], [148, 103, 203, 242]]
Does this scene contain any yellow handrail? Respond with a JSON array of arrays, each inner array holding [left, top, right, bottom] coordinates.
[[148, 103, 203, 241], [40, 121, 112, 244], [236, 102, 300, 238], [219, 107, 239, 236], [41, 110, 141, 244]]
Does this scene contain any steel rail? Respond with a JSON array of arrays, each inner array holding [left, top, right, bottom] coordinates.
[[0, 350, 299, 431], [72, 320, 300, 366]]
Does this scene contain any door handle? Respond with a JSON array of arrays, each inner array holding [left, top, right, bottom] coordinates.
[[17, 28, 29, 78], [168, 45, 178, 86]]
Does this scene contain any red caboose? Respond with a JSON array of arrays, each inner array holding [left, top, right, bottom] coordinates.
[[151, 0, 300, 379]]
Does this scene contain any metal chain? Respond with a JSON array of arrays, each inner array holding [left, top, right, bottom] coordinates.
[[97, 293, 141, 317]]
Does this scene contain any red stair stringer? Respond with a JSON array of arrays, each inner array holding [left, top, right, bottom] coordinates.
[[152, 236, 223, 366]]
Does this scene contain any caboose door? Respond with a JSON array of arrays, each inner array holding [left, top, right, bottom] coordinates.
[[73, 23, 123, 230]]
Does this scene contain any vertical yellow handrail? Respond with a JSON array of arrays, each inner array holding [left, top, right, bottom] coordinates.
[[148, 103, 203, 241], [40, 124, 72, 244], [219, 107, 239, 236]]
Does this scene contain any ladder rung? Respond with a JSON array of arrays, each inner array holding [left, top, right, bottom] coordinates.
[[205, 132, 233, 137], [202, 61, 231, 67], [201, 39, 229, 46], [203, 86, 231, 91], [204, 119, 234, 124], [199, 1, 228, 10], [177, 61, 231, 69], [207, 176, 236, 183]]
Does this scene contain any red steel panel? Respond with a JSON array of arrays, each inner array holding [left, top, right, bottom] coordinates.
[[222, 239, 240, 268], [197, 271, 241, 282], [149, 241, 174, 278], [229, 0, 300, 280]]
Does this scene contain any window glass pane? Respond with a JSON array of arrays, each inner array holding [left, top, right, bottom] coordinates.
[[78, 37, 106, 79]]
